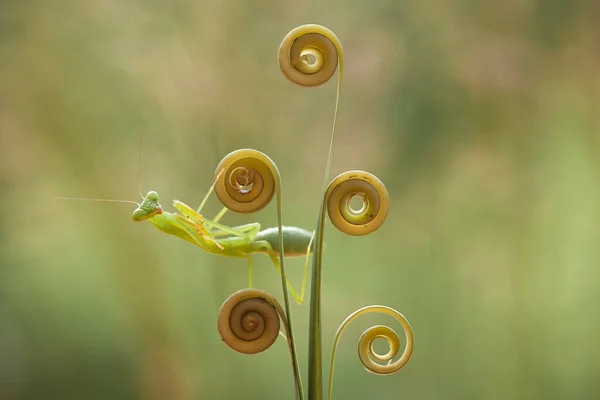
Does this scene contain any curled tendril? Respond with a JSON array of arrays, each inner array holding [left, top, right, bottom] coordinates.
[[279, 24, 343, 88], [218, 289, 303, 399], [325, 170, 390, 236], [218, 289, 282, 354], [280, 24, 346, 399], [358, 325, 403, 375], [214, 148, 303, 398], [214, 149, 278, 214], [327, 306, 414, 400]]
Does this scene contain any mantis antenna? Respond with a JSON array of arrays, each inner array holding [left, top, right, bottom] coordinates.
[[138, 129, 144, 199], [53, 197, 139, 205], [55, 115, 149, 206], [138, 111, 147, 199]]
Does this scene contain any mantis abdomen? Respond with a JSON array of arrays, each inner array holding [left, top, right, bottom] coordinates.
[[254, 226, 314, 257]]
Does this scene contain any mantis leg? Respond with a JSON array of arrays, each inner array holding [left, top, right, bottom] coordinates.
[[212, 206, 228, 223], [253, 238, 313, 305], [246, 256, 253, 288], [301, 230, 316, 301], [196, 168, 225, 214], [209, 223, 261, 240], [204, 221, 262, 240]]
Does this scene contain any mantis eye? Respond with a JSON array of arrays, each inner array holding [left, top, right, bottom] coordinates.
[[132, 207, 148, 222], [146, 191, 159, 202]]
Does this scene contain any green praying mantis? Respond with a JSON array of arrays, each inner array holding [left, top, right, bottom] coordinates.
[[57, 140, 315, 305]]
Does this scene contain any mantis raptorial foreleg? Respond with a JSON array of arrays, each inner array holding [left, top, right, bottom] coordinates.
[[174, 200, 259, 239], [169, 214, 212, 251], [171, 213, 224, 250]]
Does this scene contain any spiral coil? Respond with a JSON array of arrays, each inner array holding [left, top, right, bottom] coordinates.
[[279, 24, 343, 88], [214, 149, 280, 214], [218, 289, 286, 355], [325, 170, 390, 236], [327, 306, 414, 398]]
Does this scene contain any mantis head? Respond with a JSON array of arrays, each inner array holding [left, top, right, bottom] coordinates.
[[132, 191, 163, 222]]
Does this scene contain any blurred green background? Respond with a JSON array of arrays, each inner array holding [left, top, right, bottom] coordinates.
[[2, 1, 600, 399]]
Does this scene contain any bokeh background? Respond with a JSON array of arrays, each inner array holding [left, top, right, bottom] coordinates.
[[2, 1, 600, 399]]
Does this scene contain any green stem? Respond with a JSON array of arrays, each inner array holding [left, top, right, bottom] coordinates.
[[307, 205, 326, 399], [308, 62, 343, 400], [275, 169, 304, 400]]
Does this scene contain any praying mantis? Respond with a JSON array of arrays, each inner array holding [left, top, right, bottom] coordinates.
[[58, 139, 315, 305]]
